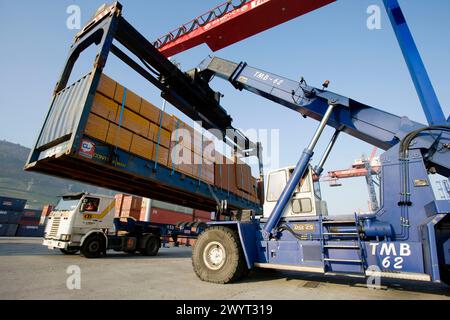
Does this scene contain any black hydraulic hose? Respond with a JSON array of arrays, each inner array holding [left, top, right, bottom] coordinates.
[[395, 125, 449, 240], [399, 125, 450, 158]]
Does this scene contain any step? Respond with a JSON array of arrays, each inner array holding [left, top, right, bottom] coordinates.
[[325, 272, 366, 279], [323, 258, 363, 263], [323, 245, 360, 249], [323, 232, 359, 236], [322, 220, 356, 224]]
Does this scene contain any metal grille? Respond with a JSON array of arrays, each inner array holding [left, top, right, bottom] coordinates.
[[153, 0, 249, 49], [48, 217, 61, 239]]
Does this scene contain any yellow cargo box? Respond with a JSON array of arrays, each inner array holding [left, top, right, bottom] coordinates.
[[130, 134, 153, 160], [97, 74, 117, 99], [91, 93, 119, 122], [118, 108, 150, 138], [85, 113, 110, 142], [153, 144, 169, 167], [140, 99, 161, 124], [114, 84, 142, 114], [106, 124, 132, 152], [150, 123, 171, 148]]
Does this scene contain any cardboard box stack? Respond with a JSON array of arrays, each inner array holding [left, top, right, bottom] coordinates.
[[168, 117, 215, 184], [214, 153, 259, 203], [86, 73, 260, 203], [114, 194, 143, 220]]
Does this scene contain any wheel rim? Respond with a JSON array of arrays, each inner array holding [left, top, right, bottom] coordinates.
[[203, 241, 226, 270], [88, 241, 100, 253]]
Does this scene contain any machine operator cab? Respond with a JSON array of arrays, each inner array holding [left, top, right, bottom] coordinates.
[[43, 193, 115, 252], [263, 165, 327, 219]]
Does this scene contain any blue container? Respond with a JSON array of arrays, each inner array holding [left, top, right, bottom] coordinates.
[[16, 225, 45, 237], [6, 211, 24, 224], [0, 224, 18, 237], [0, 224, 7, 236], [0, 210, 24, 224], [0, 196, 27, 211], [0, 210, 8, 223]]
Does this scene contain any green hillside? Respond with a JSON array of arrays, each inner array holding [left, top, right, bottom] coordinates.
[[0, 140, 114, 209]]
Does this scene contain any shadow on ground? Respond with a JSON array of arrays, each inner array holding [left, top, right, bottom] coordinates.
[[244, 268, 450, 297]]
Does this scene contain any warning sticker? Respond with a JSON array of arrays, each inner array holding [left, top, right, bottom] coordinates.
[[79, 139, 96, 159]]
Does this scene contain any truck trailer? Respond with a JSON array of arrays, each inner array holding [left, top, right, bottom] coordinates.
[[43, 192, 206, 257]]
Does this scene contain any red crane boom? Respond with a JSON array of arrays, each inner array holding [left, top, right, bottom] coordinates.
[[155, 0, 336, 57]]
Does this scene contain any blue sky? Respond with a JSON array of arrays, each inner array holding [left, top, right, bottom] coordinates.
[[0, 0, 449, 214]]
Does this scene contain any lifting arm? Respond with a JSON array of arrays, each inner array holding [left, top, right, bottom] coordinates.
[[194, 56, 425, 151], [192, 56, 449, 239]]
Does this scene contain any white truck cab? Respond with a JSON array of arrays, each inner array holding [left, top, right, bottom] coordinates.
[[263, 165, 327, 219], [43, 193, 115, 254]]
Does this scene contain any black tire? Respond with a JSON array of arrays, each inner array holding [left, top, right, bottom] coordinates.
[[80, 234, 105, 258], [142, 236, 160, 256], [196, 222, 207, 231], [192, 226, 248, 284], [60, 247, 79, 255]]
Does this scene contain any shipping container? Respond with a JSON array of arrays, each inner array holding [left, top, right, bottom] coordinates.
[[41, 205, 55, 218], [0, 211, 8, 223], [1, 211, 24, 224], [151, 200, 193, 215], [0, 224, 19, 237], [16, 225, 45, 237], [193, 209, 213, 220], [149, 208, 193, 225], [19, 209, 41, 222], [24, 71, 261, 213], [0, 196, 27, 211]]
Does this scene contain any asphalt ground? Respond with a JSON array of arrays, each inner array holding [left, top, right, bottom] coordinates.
[[0, 237, 449, 300]]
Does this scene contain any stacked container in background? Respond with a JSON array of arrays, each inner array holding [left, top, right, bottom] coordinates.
[[40, 205, 55, 225], [0, 196, 27, 237], [114, 194, 213, 226], [17, 209, 45, 237]]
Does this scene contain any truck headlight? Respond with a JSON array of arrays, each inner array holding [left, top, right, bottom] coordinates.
[[60, 234, 71, 241]]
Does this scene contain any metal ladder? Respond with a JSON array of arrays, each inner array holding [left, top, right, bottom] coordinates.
[[319, 213, 367, 277]]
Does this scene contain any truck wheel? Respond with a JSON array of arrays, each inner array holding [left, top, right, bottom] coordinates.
[[60, 247, 79, 255], [142, 236, 160, 256], [192, 226, 248, 284], [80, 235, 105, 258]]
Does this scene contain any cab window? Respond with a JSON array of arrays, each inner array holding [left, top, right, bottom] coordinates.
[[81, 197, 100, 212], [313, 181, 322, 200], [267, 170, 287, 202], [289, 168, 311, 193], [292, 198, 313, 213]]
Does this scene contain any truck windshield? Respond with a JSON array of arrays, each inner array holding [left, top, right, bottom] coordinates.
[[55, 199, 80, 211]]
